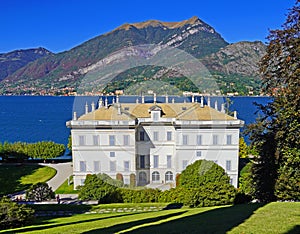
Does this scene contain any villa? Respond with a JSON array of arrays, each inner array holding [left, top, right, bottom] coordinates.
[[66, 95, 244, 189]]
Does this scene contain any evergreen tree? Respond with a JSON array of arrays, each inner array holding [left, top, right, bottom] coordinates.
[[248, 1, 300, 201]]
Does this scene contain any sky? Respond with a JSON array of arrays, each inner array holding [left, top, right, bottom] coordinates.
[[1, 0, 296, 53]]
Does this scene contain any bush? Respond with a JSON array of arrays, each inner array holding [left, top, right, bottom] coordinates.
[[26, 182, 55, 201], [239, 162, 255, 198], [78, 174, 121, 203], [0, 197, 34, 229], [120, 188, 160, 203]]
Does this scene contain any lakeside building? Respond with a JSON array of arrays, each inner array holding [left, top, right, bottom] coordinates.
[[66, 95, 244, 189]]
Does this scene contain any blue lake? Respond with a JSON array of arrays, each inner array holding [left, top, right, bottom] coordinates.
[[0, 96, 271, 146]]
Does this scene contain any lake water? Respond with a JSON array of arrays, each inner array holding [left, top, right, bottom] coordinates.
[[0, 96, 271, 146]]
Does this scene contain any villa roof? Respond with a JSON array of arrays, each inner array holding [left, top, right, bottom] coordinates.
[[78, 102, 236, 121]]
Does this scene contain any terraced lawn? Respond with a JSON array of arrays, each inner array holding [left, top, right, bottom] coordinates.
[[1, 202, 299, 234]]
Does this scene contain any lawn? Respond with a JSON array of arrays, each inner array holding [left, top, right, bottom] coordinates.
[[0, 164, 56, 195], [55, 176, 77, 194], [1, 202, 299, 233]]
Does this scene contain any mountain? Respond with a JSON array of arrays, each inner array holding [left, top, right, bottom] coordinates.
[[0, 17, 266, 95], [0, 47, 52, 81]]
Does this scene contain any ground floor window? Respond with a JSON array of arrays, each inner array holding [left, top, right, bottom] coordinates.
[[139, 172, 147, 184], [152, 171, 160, 182], [165, 171, 173, 181]]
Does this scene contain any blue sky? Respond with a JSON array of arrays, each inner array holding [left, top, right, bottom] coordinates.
[[1, 0, 295, 53]]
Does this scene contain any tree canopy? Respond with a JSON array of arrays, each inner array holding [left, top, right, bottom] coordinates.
[[247, 1, 300, 202]]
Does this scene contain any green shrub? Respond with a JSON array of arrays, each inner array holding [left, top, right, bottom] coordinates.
[[120, 188, 160, 203], [0, 197, 34, 229], [26, 182, 55, 201]]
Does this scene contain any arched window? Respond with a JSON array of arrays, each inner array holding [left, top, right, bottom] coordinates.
[[152, 171, 160, 182], [165, 171, 173, 181]]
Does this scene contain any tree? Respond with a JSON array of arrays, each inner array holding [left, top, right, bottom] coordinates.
[[26, 182, 55, 202], [248, 1, 300, 202], [0, 197, 34, 229], [239, 137, 248, 158]]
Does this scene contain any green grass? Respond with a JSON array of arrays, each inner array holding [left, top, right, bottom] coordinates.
[[1, 202, 299, 233], [0, 164, 56, 195], [55, 176, 77, 194]]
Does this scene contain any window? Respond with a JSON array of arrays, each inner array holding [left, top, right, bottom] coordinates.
[[110, 161, 116, 172], [196, 135, 202, 145], [167, 155, 172, 168], [123, 135, 130, 146], [124, 161, 130, 172], [229, 178, 233, 185], [93, 161, 100, 172], [139, 131, 145, 141], [80, 179, 85, 185], [93, 135, 99, 145], [183, 135, 188, 145], [167, 131, 172, 141], [109, 135, 115, 146], [165, 171, 173, 181], [196, 151, 202, 157], [79, 161, 86, 172], [226, 135, 232, 145], [140, 155, 145, 168], [226, 160, 232, 171], [182, 160, 188, 170], [139, 172, 147, 184], [152, 171, 160, 182], [153, 112, 159, 121], [153, 155, 159, 168], [213, 135, 218, 145], [79, 136, 85, 146], [110, 152, 115, 157], [153, 131, 159, 141]]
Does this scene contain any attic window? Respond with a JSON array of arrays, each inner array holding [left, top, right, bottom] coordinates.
[[124, 107, 129, 111], [182, 107, 187, 110]]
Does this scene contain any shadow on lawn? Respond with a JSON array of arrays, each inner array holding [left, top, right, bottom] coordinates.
[[1, 213, 138, 233], [118, 204, 263, 234], [82, 211, 187, 234], [0, 164, 42, 196]]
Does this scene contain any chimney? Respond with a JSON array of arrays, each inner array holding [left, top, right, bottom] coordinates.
[[234, 111, 237, 119], [91, 101, 95, 112], [73, 112, 77, 120], [165, 94, 168, 103], [98, 98, 103, 109], [153, 93, 157, 103], [221, 103, 225, 113], [214, 100, 218, 110], [207, 96, 211, 107], [105, 98, 108, 109], [200, 96, 204, 108], [85, 102, 88, 114], [142, 94, 145, 103]]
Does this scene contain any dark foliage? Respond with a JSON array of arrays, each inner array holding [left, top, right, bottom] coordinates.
[[26, 182, 55, 202]]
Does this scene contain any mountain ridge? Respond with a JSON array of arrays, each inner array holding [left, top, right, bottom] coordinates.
[[0, 17, 265, 95]]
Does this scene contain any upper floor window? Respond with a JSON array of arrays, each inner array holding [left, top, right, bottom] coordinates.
[[110, 152, 115, 157], [167, 131, 172, 141], [110, 161, 116, 172], [153, 131, 159, 141], [153, 155, 159, 168], [196, 151, 202, 157], [226, 160, 232, 171], [93, 135, 99, 146], [213, 135, 219, 145], [226, 135, 232, 145], [94, 161, 100, 172], [182, 160, 188, 170], [79, 161, 86, 172], [123, 135, 130, 146], [153, 112, 159, 121], [109, 135, 115, 146], [140, 155, 145, 168], [124, 161, 130, 172], [139, 131, 145, 141], [167, 155, 172, 168], [196, 135, 202, 145], [183, 135, 188, 145], [79, 135, 85, 146]]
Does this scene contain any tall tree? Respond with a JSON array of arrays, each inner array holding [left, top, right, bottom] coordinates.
[[248, 0, 300, 202]]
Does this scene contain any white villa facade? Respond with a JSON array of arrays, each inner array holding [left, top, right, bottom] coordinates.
[[66, 96, 244, 189]]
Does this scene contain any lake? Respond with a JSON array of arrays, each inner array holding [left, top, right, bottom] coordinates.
[[0, 96, 271, 146]]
